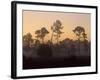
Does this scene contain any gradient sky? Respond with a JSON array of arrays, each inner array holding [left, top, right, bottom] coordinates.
[[23, 10, 91, 43]]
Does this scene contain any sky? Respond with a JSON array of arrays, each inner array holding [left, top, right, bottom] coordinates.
[[23, 10, 91, 43]]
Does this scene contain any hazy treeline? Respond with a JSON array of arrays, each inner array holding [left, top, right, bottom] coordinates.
[[23, 20, 90, 58]]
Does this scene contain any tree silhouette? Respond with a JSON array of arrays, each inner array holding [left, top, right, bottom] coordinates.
[[41, 27, 49, 43], [23, 33, 33, 48], [82, 32, 88, 51], [73, 26, 85, 55], [33, 39, 40, 47], [51, 20, 64, 44], [82, 32, 87, 41], [73, 26, 85, 41], [35, 30, 41, 40], [35, 27, 49, 44]]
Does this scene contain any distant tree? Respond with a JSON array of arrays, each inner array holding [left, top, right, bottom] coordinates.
[[37, 44, 52, 57], [82, 32, 89, 51], [35, 30, 41, 40], [73, 26, 85, 55], [47, 40, 52, 45], [73, 26, 85, 41], [35, 27, 49, 44], [40, 27, 49, 43], [51, 20, 64, 44], [23, 33, 33, 48], [82, 32, 87, 41], [33, 39, 40, 47]]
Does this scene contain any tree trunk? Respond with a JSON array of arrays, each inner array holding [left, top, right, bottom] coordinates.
[[51, 31, 54, 43], [78, 34, 81, 56], [42, 38, 44, 44], [57, 33, 59, 45]]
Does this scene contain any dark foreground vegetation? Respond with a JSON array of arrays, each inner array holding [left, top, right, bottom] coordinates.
[[23, 42, 90, 69], [23, 56, 90, 69]]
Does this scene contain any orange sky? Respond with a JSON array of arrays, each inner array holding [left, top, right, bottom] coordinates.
[[23, 10, 91, 43]]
